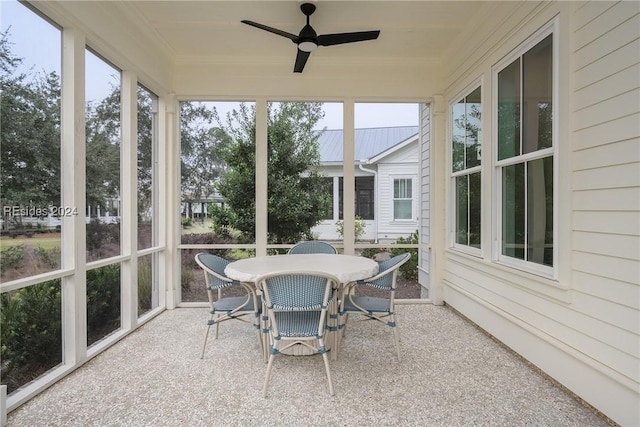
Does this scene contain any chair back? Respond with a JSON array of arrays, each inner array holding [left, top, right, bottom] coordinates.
[[260, 272, 337, 311], [362, 253, 411, 290], [258, 271, 338, 339], [288, 241, 337, 255], [195, 253, 235, 290]]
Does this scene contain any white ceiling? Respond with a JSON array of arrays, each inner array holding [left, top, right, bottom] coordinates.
[[116, 1, 486, 66]]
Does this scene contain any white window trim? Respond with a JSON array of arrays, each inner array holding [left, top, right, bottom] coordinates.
[[448, 80, 483, 257], [492, 18, 559, 280], [391, 175, 417, 221]]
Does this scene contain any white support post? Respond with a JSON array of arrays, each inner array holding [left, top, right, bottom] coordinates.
[[430, 95, 446, 305], [151, 96, 160, 310], [120, 71, 138, 328], [161, 94, 178, 309], [255, 99, 268, 256], [342, 100, 355, 255], [61, 27, 87, 364]]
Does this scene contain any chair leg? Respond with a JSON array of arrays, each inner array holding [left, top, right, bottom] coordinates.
[[390, 313, 401, 361], [329, 303, 338, 361], [262, 315, 270, 363], [335, 312, 348, 357], [321, 351, 335, 396], [263, 353, 276, 397], [255, 327, 264, 357], [200, 323, 211, 359]]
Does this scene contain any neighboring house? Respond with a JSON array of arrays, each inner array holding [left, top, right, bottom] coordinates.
[[313, 126, 420, 242], [5, 200, 121, 229], [180, 196, 224, 220]]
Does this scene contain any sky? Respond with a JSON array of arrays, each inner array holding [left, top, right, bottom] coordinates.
[[2, 0, 419, 130]]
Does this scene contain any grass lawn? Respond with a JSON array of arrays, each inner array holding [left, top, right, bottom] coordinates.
[[181, 219, 213, 235], [0, 235, 61, 251]]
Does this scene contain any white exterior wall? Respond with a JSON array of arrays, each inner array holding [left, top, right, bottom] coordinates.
[[313, 144, 419, 242], [419, 103, 432, 295], [376, 144, 420, 242], [311, 166, 378, 241], [439, 2, 639, 425]]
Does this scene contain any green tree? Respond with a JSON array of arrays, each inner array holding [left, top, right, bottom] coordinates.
[[137, 87, 154, 220], [0, 31, 61, 228], [180, 102, 228, 217], [211, 102, 331, 243], [0, 32, 127, 228], [85, 87, 121, 211]]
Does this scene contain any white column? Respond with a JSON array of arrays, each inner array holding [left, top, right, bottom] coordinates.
[[161, 94, 178, 309], [430, 95, 446, 305], [255, 99, 268, 256], [151, 95, 160, 309], [342, 100, 355, 255], [61, 28, 87, 364], [120, 71, 138, 328]]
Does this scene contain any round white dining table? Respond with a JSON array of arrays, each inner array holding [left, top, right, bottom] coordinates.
[[225, 254, 378, 357], [224, 253, 379, 284]]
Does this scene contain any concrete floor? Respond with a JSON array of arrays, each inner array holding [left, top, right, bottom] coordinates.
[[8, 304, 611, 426]]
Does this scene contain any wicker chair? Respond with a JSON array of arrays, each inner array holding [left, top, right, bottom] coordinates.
[[338, 252, 411, 360], [287, 241, 337, 254], [257, 271, 340, 397], [195, 253, 263, 359]]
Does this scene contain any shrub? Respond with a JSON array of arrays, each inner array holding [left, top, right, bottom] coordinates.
[[86, 264, 121, 346], [336, 216, 366, 241], [0, 244, 26, 270], [1, 280, 62, 393], [34, 246, 61, 269], [391, 230, 419, 281], [360, 247, 382, 260], [137, 222, 153, 250], [137, 256, 153, 315], [86, 220, 120, 259], [181, 266, 195, 293], [2, 263, 125, 392], [180, 232, 234, 267]]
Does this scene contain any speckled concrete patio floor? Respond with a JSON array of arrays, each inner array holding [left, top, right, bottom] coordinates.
[[8, 304, 611, 426]]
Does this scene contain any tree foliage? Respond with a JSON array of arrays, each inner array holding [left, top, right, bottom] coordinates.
[[180, 102, 228, 205], [0, 31, 61, 227], [210, 102, 331, 243], [84, 88, 121, 210], [0, 31, 155, 226]]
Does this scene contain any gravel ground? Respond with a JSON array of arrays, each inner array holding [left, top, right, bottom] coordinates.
[[8, 305, 610, 426]]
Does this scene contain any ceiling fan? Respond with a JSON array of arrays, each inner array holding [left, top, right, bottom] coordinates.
[[241, 3, 381, 73]]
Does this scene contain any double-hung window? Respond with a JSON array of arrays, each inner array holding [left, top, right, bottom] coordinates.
[[451, 86, 482, 250], [495, 27, 555, 273], [393, 177, 413, 220]]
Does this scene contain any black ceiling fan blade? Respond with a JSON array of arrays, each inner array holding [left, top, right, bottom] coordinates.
[[241, 20, 298, 42], [294, 49, 311, 73], [318, 30, 380, 47]]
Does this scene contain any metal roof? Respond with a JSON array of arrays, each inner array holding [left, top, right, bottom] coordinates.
[[316, 126, 419, 163]]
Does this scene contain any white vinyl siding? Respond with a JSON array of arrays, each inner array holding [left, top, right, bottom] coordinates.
[[419, 103, 431, 292], [377, 160, 419, 239], [440, 2, 639, 425], [571, 7, 640, 421]]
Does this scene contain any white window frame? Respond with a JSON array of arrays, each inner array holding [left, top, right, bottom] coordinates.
[[449, 81, 483, 257], [492, 19, 559, 279], [391, 175, 416, 221]]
